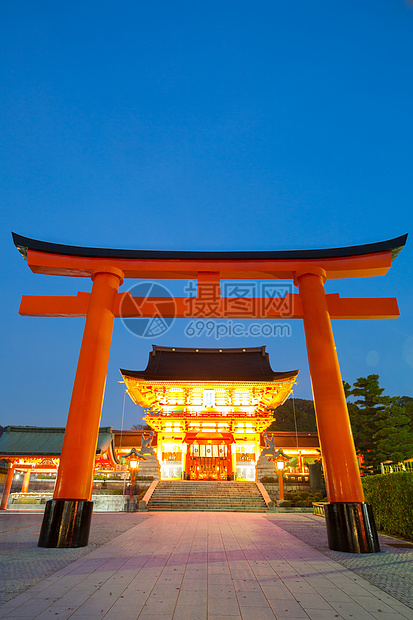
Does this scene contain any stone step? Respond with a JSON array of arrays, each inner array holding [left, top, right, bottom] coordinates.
[[150, 502, 266, 510], [152, 492, 261, 496], [149, 505, 266, 508], [148, 508, 268, 512], [149, 494, 265, 498], [146, 481, 268, 513], [155, 482, 250, 484], [151, 482, 259, 486], [149, 500, 266, 504], [151, 496, 264, 501], [148, 500, 266, 504], [149, 494, 264, 497]]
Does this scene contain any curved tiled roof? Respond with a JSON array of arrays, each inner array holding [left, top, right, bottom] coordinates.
[[0, 426, 115, 458], [120, 346, 299, 382]]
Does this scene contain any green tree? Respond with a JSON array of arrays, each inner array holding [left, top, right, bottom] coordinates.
[[374, 396, 413, 465], [397, 396, 413, 433], [345, 375, 413, 474], [343, 381, 359, 423], [268, 398, 317, 432], [348, 374, 385, 474]]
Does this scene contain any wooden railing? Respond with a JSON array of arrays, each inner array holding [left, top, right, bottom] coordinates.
[[313, 502, 328, 517], [380, 461, 413, 474]]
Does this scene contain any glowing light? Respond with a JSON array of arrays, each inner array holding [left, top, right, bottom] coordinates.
[[203, 389, 215, 407], [162, 442, 182, 452]]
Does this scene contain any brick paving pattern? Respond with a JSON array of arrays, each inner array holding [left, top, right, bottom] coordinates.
[[266, 513, 413, 611], [0, 511, 412, 619], [0, 512, 149, 606]]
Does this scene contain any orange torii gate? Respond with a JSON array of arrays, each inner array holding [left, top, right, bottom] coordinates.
[[12, 232, 407, 552]]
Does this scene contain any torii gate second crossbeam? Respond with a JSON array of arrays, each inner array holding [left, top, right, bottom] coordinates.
[[11, 232, 408, 552]]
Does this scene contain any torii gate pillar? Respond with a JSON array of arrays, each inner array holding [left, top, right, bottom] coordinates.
[[38, 267, 124, 548], [296, 268, 379, 552], [0, 463, 15, 510]]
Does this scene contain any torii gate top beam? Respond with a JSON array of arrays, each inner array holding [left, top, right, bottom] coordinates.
[[12, 233, 407, 280]]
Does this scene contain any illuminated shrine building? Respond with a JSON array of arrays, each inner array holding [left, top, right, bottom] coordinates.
[[120, 346, 298, 482]]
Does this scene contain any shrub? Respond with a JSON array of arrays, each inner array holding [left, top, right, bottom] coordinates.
[[284, 492, 294, 500], [280, 501, 291, 507], [299, 491, 310, 500], [292, 495, 301, 504], [14, 497, 37, 504], [296, 500, 306, 507], [362, 472, 413, 541], [312, 492, 323, 501]]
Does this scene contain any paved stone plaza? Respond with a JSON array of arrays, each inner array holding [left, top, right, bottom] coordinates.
[[0, 511, 412, 619]]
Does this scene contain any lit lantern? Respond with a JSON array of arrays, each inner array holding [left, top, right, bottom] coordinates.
[[269, 448, 290, 503], [123, 448, 146, 505]]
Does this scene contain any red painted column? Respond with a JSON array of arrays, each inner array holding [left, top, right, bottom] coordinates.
[[0, 463, 15, 510], [295, 268, 364, 504], [21, 469, 31, 494], [130, 469, 136, 498], [278, 469, 284, 502], [227, 444, 233, 478], [184, 447, 189, 479], [53, 266, 124, 501]]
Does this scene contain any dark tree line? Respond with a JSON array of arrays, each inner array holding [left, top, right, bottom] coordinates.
[[267, 398, 317, 432], [131, 423, 151, 430], [344, 375, 413, 475], [269, 375, 413, 475]]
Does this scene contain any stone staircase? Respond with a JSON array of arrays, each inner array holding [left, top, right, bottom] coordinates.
[[146, 480, 269, 512]]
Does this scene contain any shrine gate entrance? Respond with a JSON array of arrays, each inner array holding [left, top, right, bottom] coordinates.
[[187, 440, 230, 481], [10, 232, 407, 553]]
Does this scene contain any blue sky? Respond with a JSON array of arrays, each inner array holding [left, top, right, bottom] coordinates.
[[1, 1, 412, 431]]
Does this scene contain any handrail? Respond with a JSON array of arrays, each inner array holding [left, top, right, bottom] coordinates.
[[313, 502, 328, 517], [256, 482, 275, 511], [138, 480, 159, 511], [380, 461, 413, 474]]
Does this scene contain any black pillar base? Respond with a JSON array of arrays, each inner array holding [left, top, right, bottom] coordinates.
[[38, 499, 93, 548], [325, 502, 380, 553]]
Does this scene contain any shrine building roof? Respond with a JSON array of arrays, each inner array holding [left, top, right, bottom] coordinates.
[[120, 346, 299, 383], [0, 426, 115, 458]]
